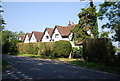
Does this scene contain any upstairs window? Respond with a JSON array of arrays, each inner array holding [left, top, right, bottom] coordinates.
[[46, 36, 49, 39], [55, 34, 59, 38]]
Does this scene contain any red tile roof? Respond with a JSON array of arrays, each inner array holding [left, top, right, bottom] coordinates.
[[24, 33, 32, 41], [26, 33, 32, 38], [55, 24, 76, 36], [32, 31, 43, 42], [19, 35, 25, 40], [46, 28, 54, 37]]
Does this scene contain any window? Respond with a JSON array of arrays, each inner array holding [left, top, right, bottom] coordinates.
[[46, 36, 49, 39], [55, 34, 59, 38]]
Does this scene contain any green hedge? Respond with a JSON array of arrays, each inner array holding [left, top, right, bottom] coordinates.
[[53, 40, 72, 58], [83, 38, 115, 66], [17, 40, 72, 58]]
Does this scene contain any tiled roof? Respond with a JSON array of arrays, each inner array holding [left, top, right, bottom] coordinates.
[[46, 28, 54, 37], [55, 24, 76, 36], [19, 35, 25, 40], [32, 31, 43, 42], [24, 33, 32, 41], [26, 33, 32, 38]]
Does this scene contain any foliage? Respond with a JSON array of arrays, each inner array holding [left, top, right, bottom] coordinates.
[[17, 42, 54, 56], [72, 3, 99, 43], [2, 30, 19, 54], [83, 38, 115, 66], [72, 47, 83, 58], [99, 31, 109, 38], [17, 41, 72, 58], [53, 40, 72, 58], [99, 1, 120, 41]]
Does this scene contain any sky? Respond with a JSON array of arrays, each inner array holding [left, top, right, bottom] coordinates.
[[2, 2, 105, 33]]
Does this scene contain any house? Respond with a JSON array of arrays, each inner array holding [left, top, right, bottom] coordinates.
[[24, 33, 32, 43], [51, 21, 76, 42], [41, 28, 54, 42], [29, 31, 43, 42], [18, 35, 25, 41], [51, 21, 78, 47]]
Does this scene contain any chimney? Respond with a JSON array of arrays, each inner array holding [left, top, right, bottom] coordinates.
[[68, 21, 71, 26], [72, 22, 74, 25]]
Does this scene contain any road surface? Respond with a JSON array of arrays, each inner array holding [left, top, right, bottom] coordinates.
[[2, 55, 120, 80]]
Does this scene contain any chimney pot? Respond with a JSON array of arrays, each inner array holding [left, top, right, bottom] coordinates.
[[72, 22, 74, 25], [68, 21, 71, 26]]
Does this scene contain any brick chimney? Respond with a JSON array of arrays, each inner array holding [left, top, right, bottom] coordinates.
[[68, 21, 71, 26]]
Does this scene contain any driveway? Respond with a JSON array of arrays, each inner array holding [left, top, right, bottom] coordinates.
[[2, 55, 120, 79]]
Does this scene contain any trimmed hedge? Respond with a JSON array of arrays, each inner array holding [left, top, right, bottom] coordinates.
[[17, 40, 72, 58], [53, 40, 72, 58], [83, 38, 115, 66]]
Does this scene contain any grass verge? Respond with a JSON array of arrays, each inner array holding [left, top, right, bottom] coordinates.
[[16, 53, 41, 58], [69, 60, 120, 74], [1, 60, 9, 69]]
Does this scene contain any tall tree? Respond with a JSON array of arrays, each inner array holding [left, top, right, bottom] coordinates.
[[72, 1, 99, 43], [99, 1, 120, 42]]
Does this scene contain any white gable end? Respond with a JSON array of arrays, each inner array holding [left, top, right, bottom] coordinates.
[[24, 35, 29, 43], [29, 33, 37, 42], [42, 31, 51, 42], [52, 28, 62, 41]]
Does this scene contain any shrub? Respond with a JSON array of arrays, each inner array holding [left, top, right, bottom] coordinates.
[[17, 42, 54, 56], [83, 38, 115, 66], [53, 40, 72, 58], [72, 46, 83, 58]]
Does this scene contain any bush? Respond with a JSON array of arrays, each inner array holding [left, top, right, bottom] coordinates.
[[83, 38, 115, 66], [17, 42, 54, 56], [53, 40, 72, 58], [72, 47, 83, 58], [17, 41, 72, 58]]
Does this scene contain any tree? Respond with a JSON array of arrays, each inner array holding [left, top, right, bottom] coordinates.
[[72, 1, 99, 43], [99, 1, 120, 42]]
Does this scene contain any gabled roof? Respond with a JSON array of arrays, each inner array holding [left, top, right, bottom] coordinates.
[[45, 28, 54, 37], [24, 33, 32, 41], [19, 35, 25, 40], [30, 31, 43, 42], [54, 24, 76, 37]]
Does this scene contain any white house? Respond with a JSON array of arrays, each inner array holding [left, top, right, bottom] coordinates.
[[51, 22, 78, 47], [24, 33, 31, 43], [29, 31, 43, 42], [18, 35, 25, 41], [41, 28, 54, 42]]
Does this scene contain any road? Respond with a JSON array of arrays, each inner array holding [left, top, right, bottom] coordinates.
[[2, 55, 120, 80]]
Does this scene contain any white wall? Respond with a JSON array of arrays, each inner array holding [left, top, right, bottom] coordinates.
[[24, 35, 30, 43], [41, 31, 51, 42], [29, 33, 37, 42], [18, 37, 21, 40], [51, 28, 63, 41]]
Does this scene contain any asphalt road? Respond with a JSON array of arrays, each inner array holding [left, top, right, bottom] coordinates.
[[2, 55, 120, 79]]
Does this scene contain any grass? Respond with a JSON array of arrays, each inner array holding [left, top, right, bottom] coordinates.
[[1, 60, 9, 69], [69, 60, 120, 74], [16, 53, 41, 58]]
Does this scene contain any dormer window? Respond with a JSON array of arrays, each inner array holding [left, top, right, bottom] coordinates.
[[55, 34, 59, 38]]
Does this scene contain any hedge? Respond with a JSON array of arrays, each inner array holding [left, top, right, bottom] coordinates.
[[83, 38, 115, 66], [17, 40, 72, 58], [53, 40, 72, 58]]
